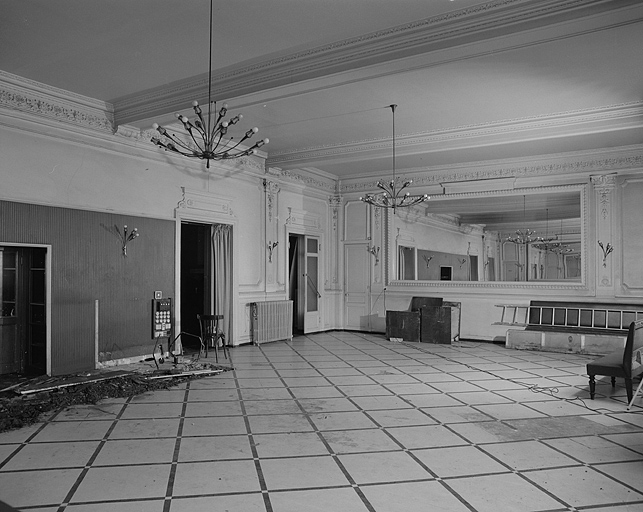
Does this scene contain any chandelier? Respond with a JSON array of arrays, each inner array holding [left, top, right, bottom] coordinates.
[[505, 195, 543, 245], [150, 0, 268, 169], [360, 105, 429, 212]]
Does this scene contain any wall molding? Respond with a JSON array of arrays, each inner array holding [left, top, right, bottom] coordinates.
[[342, 145, 643, 194]]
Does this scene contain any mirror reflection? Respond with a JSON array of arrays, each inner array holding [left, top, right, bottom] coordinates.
[[393, 189, 582, 283]]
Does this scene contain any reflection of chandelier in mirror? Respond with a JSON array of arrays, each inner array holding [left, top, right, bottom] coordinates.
[[550, 218, 573, 254], [360, 105, 429, 212], [505, 195, 543, 245], [150, 0, 268, 169], [531, 209, 562, 252]]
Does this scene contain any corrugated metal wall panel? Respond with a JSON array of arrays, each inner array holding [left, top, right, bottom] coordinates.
[[0, 200, 174, 375]]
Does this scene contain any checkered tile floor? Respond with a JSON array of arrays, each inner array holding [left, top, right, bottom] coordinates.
[[2, 331, 643, 511]]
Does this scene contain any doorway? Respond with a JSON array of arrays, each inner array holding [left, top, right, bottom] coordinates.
[[344, 243, 370, 330], [180, 222, 211, 350], [288, 233, 321, 334], [288, 234, 303, 334], [0, 246, 47, 375]]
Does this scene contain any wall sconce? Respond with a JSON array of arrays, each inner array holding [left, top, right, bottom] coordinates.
[[459, 258, 467, 269], [598, 240, 613, 267], [116, 225, 139, 256], [368, 245, 380, 266], [267, 241, 278, 263], [423, 255, 433, 268]]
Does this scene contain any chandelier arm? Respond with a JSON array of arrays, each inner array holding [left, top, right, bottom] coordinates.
[[182, 123, 208, 154], [157, 130, 198, 154], [218, 129, 257, 154], [209, 130, 226, 155], [155, 139, 199, 158]]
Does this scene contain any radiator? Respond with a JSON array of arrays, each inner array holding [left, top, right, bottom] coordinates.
[[250, 300, 293, 345]]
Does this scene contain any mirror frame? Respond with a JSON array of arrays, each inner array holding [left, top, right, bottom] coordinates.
[[384, 184, 588, 289]]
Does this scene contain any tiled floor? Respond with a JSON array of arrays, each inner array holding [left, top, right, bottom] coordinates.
[[2, 331, 643, 511]]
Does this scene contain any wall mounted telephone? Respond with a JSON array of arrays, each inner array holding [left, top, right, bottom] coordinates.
[[152, 297, 172, 340]]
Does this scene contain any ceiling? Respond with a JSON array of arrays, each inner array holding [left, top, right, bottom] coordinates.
[[2, 0, 642, 185]]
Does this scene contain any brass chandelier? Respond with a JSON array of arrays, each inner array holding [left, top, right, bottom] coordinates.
[[360, 105, 429, 212], [151, 0, 268, 169]]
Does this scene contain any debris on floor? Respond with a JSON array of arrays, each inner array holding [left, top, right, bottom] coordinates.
[[0, 355, 232, 433]]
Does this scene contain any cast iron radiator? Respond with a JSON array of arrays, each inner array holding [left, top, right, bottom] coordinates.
[[250, 300, 293, 345]]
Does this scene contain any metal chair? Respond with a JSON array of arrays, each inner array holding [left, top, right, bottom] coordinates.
[[197, 314, 229, 362]]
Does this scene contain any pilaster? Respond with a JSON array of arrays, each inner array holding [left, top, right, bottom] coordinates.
[[327, 195, 342, 290], [263, 179, 281, 291], [591, 173, 617, 295]]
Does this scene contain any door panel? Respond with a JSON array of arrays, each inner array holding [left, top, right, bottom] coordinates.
[[303, 236, 321, 333], [26, 249, 47, 372], [344, 244, 370, 330], [0, 248, 19, 374]]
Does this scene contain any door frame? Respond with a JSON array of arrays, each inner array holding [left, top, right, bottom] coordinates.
[[343, 242, 371, 331], [285, 226, 323, 334], [0, 242, 52, 375], [175, 205, 238, 345], [180, 221, 212, 340]]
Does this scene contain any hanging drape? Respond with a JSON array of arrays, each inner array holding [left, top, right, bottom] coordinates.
[[211, 224, 232, 345]]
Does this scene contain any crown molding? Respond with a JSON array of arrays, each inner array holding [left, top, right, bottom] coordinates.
[[266, 167, 338, 194], [268, 102, 643, 169], [0, 70, 113, 132], [113, 0, 639, 126], [340, 143, 643, 194]]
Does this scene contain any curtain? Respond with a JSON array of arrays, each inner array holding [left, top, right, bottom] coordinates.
[[212, 224, 232, 345]]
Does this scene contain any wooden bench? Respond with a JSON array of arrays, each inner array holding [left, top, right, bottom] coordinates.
[[587, 319, 643, 408]]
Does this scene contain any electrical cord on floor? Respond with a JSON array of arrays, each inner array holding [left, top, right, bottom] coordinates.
[[399, 340, 641, 414], [370, 287, 387, 316]]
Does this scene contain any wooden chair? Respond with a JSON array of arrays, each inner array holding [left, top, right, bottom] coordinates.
[[197, 314, 229, 363], [587, 320, 643, 405]]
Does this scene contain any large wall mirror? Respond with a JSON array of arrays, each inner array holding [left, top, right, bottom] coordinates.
[[387, 185, 586, 287]]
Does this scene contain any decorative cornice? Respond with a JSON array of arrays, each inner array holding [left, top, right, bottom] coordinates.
[[0, 70, 113, 132], [266, 167, 338, 192], [342, 148, 643, 193]]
